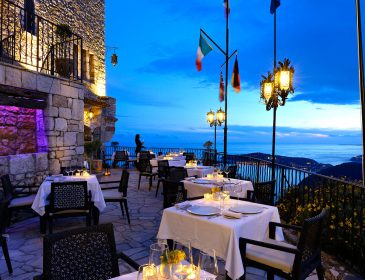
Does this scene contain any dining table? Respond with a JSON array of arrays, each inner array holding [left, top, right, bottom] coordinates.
[[185, 165, 215, 178], [157, 199, 284, 280], [182, 178, 254, 199], [31, 174, 106, 216]]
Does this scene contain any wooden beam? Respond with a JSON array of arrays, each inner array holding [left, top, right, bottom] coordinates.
[[0, 84, 48, 109]]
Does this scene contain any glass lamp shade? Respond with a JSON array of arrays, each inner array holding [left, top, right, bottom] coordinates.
[[216, 108, 225, 124], [279, 70, 290, 90], [111, 53, 118, 66], [263, 82, 273, 101], [206, 110, 215, 124]]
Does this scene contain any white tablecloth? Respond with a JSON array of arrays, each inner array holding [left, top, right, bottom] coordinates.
[[182, 178, 253, 199], [185, 166, 214, 178], [157, 199, 284, 280], [150, 159, 186, 168], [31, 175, 106, 216]]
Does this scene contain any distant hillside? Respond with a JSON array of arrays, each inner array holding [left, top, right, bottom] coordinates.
[[317, 162, 362, 181], [350, 155, 362, 163], [238, 152, 332, 172]]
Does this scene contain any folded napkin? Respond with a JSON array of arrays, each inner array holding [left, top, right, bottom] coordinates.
[[175, 202, 192, 211], [184, 177, 196, 181], [222, 210, 242, 219]]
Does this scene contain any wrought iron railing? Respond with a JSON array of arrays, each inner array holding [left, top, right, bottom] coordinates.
[[0, 0, 83, 81], [104, 146, 365, 272]]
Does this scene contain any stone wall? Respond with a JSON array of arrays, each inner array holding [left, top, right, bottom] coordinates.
[[34, 0, 106, 97], [0, 62, 85, 177], [0, 153, 48, 186], [0, 106, 37, 156]]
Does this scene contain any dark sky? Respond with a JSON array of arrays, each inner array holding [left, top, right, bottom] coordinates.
[[105, 0, 363, 148]]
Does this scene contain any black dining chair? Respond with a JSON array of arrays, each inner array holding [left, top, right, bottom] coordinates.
[[224, 165, 237, 179], [183, 152, 195, 162], [137, 158, 157, 191], [167, 167, 188, 182], [0, 198, 12, 274], [0, 174, 38, 225], [46, 181, 92, 233], [239, 209, 327, 280], [100, 170, 131, 224], [33, 223, 139, 280], [155, 160, 170, 197], [163, 180, 187, 209], [247, 180, 276, 206], [112, 151, 128, 168]]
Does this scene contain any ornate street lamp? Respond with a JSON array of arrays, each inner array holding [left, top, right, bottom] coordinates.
[[207, 108, 225, 163], [260, 58, 294, 181]]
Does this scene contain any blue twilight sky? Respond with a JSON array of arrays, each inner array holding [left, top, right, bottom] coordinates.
[[104, 0, 364, 150]]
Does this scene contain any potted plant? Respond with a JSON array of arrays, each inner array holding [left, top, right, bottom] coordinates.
[[54, 24, 74, 78], [84, 140, 103, 172]]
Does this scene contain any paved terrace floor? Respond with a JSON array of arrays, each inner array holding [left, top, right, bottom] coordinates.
[[0, 169, 359, 280]]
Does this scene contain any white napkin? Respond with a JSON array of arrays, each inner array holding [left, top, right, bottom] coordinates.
[[222, 210, 242, 219]]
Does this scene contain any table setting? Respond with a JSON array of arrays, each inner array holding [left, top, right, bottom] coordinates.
[[110, 241, 217, 280], [182, 175, 253, 199], [31, 173, 106, 216], [157, 198, 283, 279]]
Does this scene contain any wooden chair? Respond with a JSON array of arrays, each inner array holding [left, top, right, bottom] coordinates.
[[33, 223, 139, 280], [163, 180, 187, 209], [46, 181, 92, 233], [155, 160, 170, 197], [100, 170, 131, 224], [137, 158, 157, 191], [239, 209, 327, 280], [247, 180, 276, 206], [0, 198, 12, 274], [0, 174, 37, 225]]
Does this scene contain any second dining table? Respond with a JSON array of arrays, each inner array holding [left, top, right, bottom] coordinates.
[[157, 199, 284, 280], [182, 178, 254, 199]]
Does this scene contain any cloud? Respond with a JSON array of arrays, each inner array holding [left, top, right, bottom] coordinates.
[[291, 87, 359, 105]]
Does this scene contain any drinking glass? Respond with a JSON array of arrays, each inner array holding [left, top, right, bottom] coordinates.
[[137, 264, 158, 280], [233, 182, 243, 205], [149, 243, 170, 279], [198, 249, 218, 280], [223, 166, 230, 178]]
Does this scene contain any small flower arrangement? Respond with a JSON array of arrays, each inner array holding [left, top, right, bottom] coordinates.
[[211, 187, 221, 193], [160, 250, 186, 265]]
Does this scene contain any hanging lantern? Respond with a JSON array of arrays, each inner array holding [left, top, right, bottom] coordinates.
[[216, 107, 225, 125], [206, 110, 215, 124], [111, 53, 118, 66], [263, 82, 273, 101]]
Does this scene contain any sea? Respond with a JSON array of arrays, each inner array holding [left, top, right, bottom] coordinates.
[[109, 139, 362, 166], [226, 143, 362, 166]]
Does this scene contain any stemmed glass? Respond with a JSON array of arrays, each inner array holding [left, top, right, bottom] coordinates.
[[198, 249, 218, 280], [222, 166, 230, 178], [232, 182, 243, 206]]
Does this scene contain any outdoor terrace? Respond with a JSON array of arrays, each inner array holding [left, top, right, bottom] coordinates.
[[0, 161, 363, 279]]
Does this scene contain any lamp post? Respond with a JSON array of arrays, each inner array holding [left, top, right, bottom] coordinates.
[[260, 59, 294, 181], [206, 108, 225, 163]]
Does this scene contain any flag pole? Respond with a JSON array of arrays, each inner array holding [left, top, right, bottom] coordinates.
[[271, 10, 277, 182], [355, 0, 365, 185], [223, 0, 230, 167]]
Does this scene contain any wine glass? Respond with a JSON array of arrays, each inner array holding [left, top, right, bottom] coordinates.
[[198, 249, 218, 280], [232, 182, 243, 205], [223, 166, 230, 178]]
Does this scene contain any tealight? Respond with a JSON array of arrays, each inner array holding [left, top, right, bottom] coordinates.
[[143, 265, 158, 280], [217, 174, 224, 179], [206, 174, 213, 179], [204, 193, 212, 201]]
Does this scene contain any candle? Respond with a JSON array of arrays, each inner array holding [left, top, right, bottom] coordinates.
[[207, 174, 213, 179], [143, 265, 158, 280], [204, 193, 212, 201]]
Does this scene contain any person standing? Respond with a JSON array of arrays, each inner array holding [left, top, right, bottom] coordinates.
[[135, 134, 144, 155]]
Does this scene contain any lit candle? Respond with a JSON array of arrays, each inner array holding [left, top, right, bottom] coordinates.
[[143, 265, 158, 280], [204, 193, 212, 201], [207, 174, 213, 179]]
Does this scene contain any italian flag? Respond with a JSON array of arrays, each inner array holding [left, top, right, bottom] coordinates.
[[196, 34, 213, 72]]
